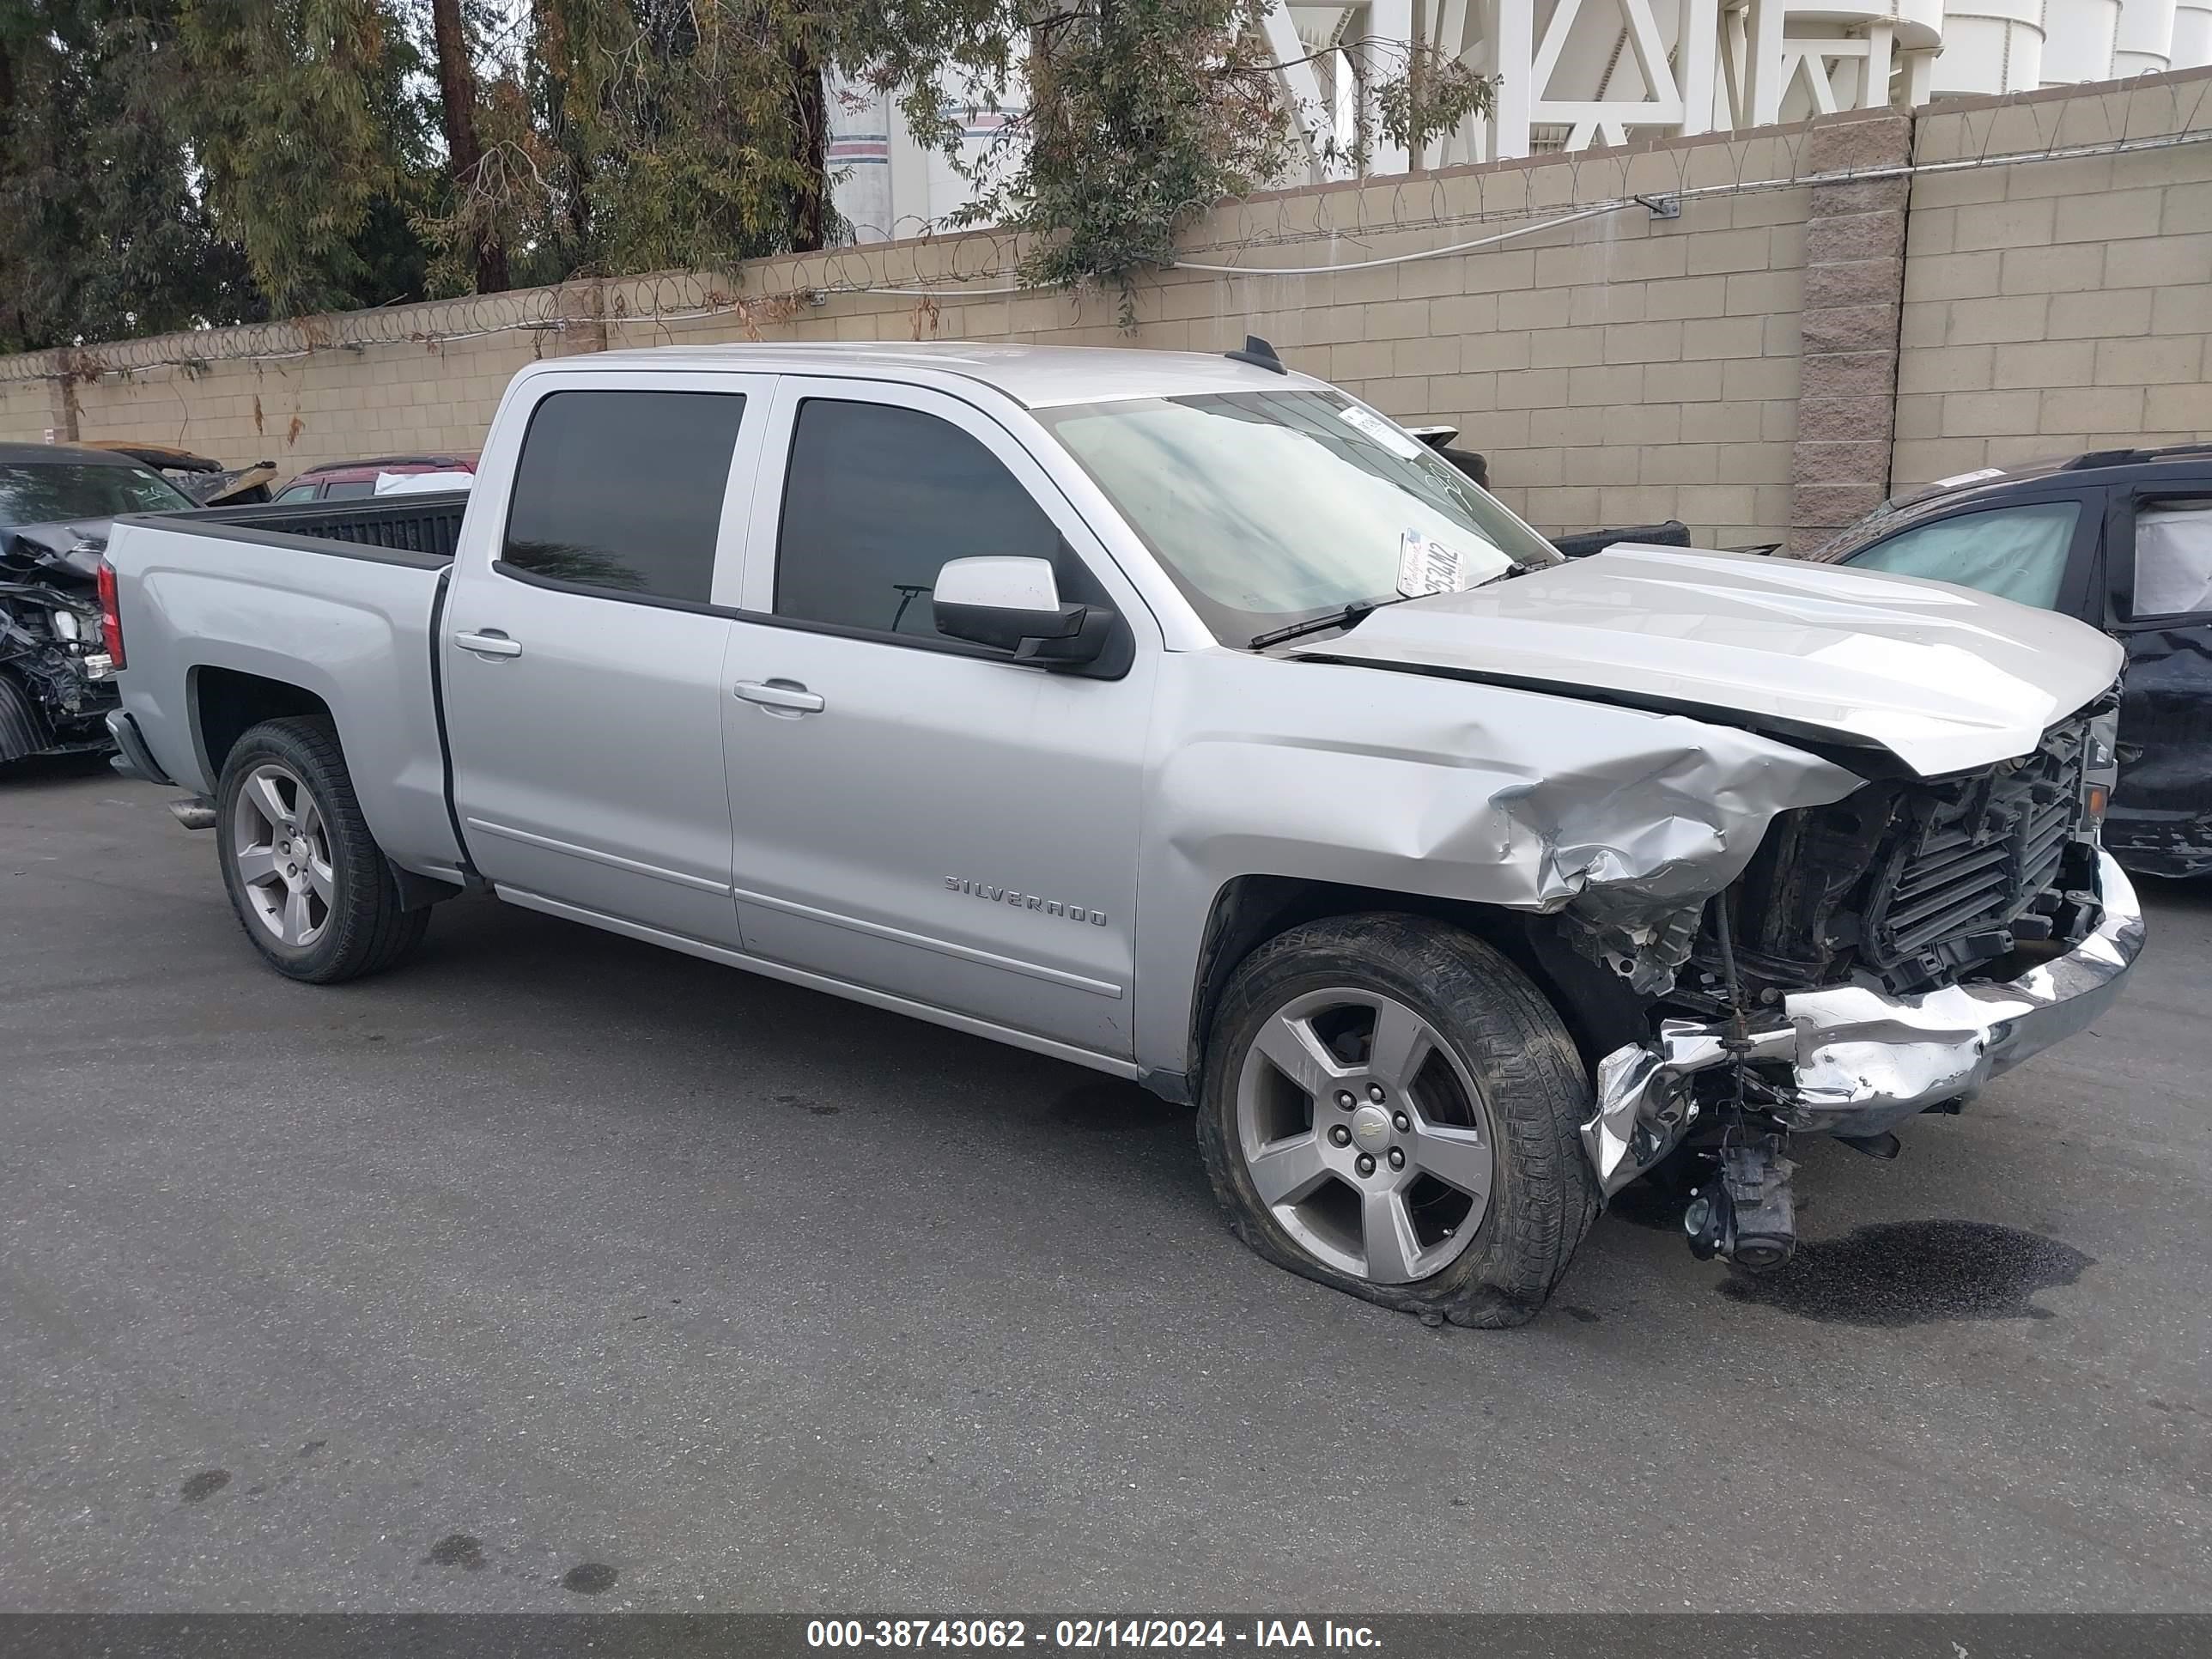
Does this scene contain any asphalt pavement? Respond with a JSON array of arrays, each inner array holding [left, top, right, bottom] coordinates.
[[3, 763, 2208, 1612]]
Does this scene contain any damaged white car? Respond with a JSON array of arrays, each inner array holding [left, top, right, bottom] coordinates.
[[99, 340, 2142, 1325]]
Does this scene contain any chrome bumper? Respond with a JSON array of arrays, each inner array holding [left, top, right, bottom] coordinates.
[[1583, 851, 2146, 1197]]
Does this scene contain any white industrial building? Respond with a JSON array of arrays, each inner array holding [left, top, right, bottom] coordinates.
[[829, 0, 2212, 238]]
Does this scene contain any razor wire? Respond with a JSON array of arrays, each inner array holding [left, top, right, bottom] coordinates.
[[6, 70, 2211, 387]]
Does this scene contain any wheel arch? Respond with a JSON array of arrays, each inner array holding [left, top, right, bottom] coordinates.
[[191, 665, 335, 788], [1164, 874, 1651, 1103]]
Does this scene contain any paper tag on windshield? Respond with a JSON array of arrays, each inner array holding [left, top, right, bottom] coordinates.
[[1398, 527, 1471, 598], [1336, 404, 1426, 459]]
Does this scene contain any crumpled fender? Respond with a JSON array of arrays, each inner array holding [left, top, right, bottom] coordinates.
[[1133, 653, 1866, 1075]]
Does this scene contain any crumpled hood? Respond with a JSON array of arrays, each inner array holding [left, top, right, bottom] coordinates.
[[1291, 543, 2124, 777], [0, 518, 111, 587]]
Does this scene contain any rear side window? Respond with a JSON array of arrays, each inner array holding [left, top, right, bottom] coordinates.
[[1844, 501, 2079, 611], [321, 479, 376, 501], [2130, 499, 2212, 617], [775, 399, 1060, 637], [502, 390, 746, 603]]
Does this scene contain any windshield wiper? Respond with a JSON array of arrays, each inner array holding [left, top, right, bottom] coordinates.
[[1249, 599, 1395, 651], [1249, 562, 1545, 651]]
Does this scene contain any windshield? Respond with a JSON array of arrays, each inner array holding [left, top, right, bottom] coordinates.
[[1036, 390, 1559, 644], [0, 461, 196, 525]]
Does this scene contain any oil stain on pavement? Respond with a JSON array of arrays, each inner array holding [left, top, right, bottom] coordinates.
[[1718, 1219, 2093, 1326], [562, 1562, 620, 1595], [179, 1470, 229, 1504], [423, 1534, 486, 1570]]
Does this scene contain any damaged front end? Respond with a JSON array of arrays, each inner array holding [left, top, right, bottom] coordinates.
[[0, 525, 118, 764], [1572, 701, 2144, 1267]]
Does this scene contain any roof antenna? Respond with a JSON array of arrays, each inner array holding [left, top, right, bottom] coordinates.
[[1224, 335, 1288, 374]]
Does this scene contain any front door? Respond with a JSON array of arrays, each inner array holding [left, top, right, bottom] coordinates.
[[720, 379, 1156, 1060], [445, 376, 769, 945]]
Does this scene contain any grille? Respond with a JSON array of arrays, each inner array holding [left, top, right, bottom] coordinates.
[[1724, 709, 2098, 996], [1869, 732, 2087, 964]]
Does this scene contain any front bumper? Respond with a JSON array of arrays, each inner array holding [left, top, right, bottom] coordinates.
[[1582, 850, 2146, 1196]]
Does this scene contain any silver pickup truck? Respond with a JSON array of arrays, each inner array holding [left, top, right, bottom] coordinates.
[[100, 342, 2143, 1326]]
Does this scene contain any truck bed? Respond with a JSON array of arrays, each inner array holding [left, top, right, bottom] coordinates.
[[103, 494, 470, 880], [176, 492, 470, 563]]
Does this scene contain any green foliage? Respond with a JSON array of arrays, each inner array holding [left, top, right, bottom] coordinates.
[[844, 0, 1495, 308], [424, 0, 841, 292], [1000, 0, 1301, 290], [176, 0, 434, 314], [2, 0, 1495, 346], [0, 1, 263, 351]]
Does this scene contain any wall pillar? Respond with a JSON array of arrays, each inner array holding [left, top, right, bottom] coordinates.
[[550, 278, 608, 356], [46, 368, 80, 441], [1789, 109, 1913, 555]]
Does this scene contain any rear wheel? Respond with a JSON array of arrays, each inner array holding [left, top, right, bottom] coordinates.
[[216, 717, 428, 982], [1196, 914, 1598, 1328]]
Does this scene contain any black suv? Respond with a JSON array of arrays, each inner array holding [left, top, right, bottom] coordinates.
[[1804, 445, 2212, 880]]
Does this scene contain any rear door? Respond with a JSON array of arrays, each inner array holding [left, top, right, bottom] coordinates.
[[2103, 482, 2212, 872], [444, 372, 772, 945]]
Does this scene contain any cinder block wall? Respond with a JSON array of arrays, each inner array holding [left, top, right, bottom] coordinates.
[[7, 68, 2212, 550], [0, 125, 1820, 548], [1894, 74, 2212, 489]]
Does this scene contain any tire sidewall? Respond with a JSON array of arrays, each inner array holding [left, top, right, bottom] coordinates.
[[216, 723, 368, 981], [1197, 915, 1592, 1323]]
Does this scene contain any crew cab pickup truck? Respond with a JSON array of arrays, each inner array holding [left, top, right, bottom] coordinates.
[[100, 343, 2143, 1326]]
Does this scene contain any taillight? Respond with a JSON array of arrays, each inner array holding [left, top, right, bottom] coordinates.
[[97, 557, 125, 669]]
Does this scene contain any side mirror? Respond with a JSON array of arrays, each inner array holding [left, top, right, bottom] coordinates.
[[933, 556, 1115, 667]]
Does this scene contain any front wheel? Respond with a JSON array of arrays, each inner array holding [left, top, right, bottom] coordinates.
[[1195, 915, 1598, 1328], [216, 716, 428, 983]]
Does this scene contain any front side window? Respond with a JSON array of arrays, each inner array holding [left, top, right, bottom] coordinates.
[[2130, 499, 2212, 617], [1035, 389, 1559, 645], [1844, 501, 2081, 611], [0, 462, 195, 523], [501, 390, 747, 604], [274, 483, 320, 504], [775, 399, 1064, 637]]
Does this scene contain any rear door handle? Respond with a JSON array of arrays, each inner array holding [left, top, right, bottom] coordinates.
[[454, 629, 522, 659], [733, 678, 825, 714]]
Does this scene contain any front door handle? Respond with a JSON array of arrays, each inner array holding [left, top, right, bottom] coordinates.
[[733, 678, 825, 714], [454, 629, 522, 659]]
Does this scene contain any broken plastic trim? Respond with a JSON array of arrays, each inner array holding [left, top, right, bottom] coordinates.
[[1580, 851, 2145, 1195]]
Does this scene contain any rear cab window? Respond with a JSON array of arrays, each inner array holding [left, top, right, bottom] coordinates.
[[499, 389, 748, 604], [2124, 497, 2212, 620]]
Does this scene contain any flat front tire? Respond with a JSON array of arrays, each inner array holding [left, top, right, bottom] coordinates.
[[1196, 915, 1599, 1328], [216, 716, 428, 983]]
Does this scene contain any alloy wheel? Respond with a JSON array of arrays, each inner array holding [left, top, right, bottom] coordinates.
[[1235, 988, 1495, 1284], [232, 763, 335, 949]]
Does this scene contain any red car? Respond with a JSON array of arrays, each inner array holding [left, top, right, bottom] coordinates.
[[273, 453, 477, 503]]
